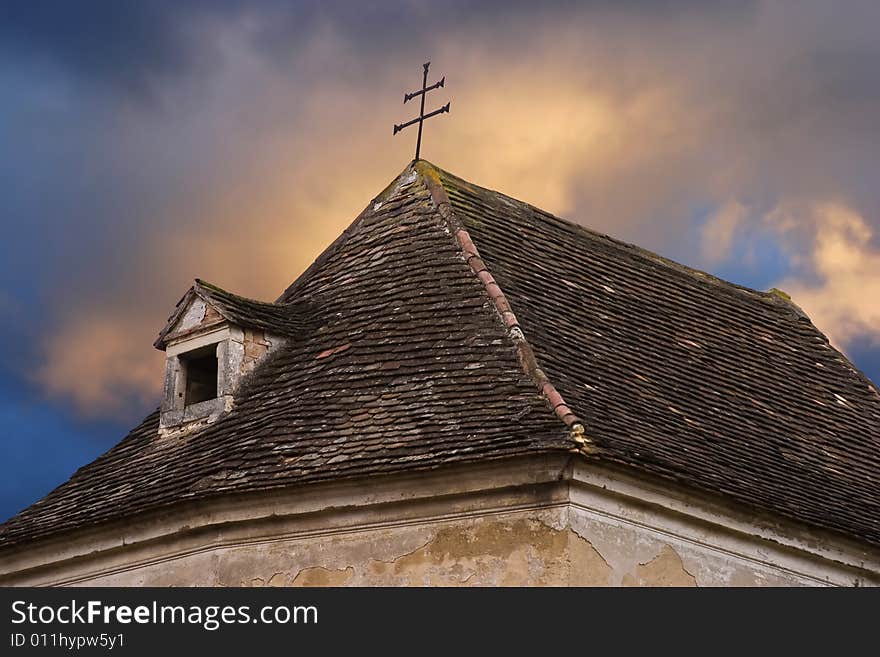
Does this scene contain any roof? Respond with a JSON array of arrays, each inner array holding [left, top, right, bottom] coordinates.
[[154, 279, 314, 348], [2, 160, 880, 549]]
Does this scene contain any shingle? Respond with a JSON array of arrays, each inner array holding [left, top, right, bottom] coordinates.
[[0, 165, 568, 548], [2, 160, 879, 550], [437, 165, 880, 546]]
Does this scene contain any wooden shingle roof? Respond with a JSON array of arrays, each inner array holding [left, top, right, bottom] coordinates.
[[2, 160, 879, 549]]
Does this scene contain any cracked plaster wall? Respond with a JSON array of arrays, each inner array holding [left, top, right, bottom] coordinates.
[[66, 505, 821, 587]]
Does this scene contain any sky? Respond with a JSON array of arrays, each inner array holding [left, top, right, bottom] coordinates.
[[1, 0, 879, 522]]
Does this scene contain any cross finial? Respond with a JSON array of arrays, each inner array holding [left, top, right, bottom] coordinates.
[[393, 61, 450, 161]]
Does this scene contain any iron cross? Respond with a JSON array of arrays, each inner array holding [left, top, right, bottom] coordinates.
[[393, 62, 450, 161]]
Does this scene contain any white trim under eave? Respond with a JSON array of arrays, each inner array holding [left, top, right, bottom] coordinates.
[[0, 453, 878, 586]]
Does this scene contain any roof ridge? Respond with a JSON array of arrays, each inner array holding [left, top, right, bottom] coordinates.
[[426, 161, 880, 408], [275, 165, 421, 303], [414, 160, 592, 453], [155, 278, 315, 349], [427, 164, 807, 318], [195, 279, 290, 308]]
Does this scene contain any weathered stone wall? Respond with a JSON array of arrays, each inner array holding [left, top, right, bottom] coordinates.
[[72, 510, 600, 587], [62, 509, 847, 587], [240, 329, 276, 376]]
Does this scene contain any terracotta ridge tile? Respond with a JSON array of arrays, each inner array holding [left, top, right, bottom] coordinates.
[[415, 161, 591, 452]]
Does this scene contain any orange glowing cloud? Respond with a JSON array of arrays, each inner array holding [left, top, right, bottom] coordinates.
[[36, 314, 164, 418], [772, 203, 880, 350], [30, 2, 880, 415]]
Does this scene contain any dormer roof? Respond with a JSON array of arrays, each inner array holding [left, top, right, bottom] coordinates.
[[154, 278, 314, 349]]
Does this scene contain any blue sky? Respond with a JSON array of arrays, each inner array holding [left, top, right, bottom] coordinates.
[[2, 0, 880, 522]]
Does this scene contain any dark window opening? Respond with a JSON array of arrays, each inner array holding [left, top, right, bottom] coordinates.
[[181, 344, 218, 406]]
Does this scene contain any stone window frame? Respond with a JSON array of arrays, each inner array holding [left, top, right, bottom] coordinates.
[[159, 325, 245, 433]]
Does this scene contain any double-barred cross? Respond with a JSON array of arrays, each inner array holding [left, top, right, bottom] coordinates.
[[393, 62, 450, 161]]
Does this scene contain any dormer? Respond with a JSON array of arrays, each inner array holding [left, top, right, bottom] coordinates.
[[154, 279, 305, 436]]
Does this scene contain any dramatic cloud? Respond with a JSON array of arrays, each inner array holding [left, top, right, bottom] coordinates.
[[3, 0, 880, 417], [701, 201, 748, 264], [36, 313, 162, 416], [771, 203, 880, 350]]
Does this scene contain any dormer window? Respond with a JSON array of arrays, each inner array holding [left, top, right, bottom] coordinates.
[[154, 279, 296, 436], [180, 344, 219, 405]]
